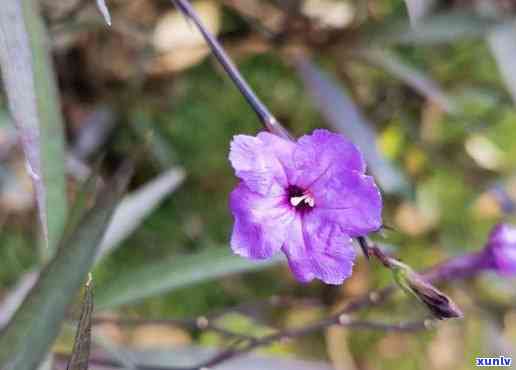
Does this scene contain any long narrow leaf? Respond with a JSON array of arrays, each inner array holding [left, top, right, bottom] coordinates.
[[370, 12, 498, 45], [66, 276, 93, 370], [96, 167, 185, 262], [294, 56, 409, 195], [0, 166, 131, 370], [60, 323, 138, 369], [96, 249, 282, 309], [487, 20, 516, 104], [0, 177, 96, 330], [0, 271, 38, 329], [357, 49, 458, 114], [0, 0, 67, 256]]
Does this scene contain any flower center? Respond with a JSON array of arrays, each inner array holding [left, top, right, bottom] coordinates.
[[287, 185, 315, 212]]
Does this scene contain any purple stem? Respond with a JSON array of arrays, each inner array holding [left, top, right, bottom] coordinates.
[[422, 250, 492, 283]]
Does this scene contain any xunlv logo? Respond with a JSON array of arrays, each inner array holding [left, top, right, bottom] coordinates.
[[476, 356, 512, 367]]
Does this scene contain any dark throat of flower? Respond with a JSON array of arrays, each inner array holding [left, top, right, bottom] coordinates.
[[287, 185, 315, 213]]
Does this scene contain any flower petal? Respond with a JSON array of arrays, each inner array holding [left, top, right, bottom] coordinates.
[[229, 133, 294, 195], [230, 183, 294, 259], [281, 215, 356, 284], [256, 131, 296, 169], [486, 223, 516, 276], [289, 129, 366, 188], [309, 169, 382, 236]]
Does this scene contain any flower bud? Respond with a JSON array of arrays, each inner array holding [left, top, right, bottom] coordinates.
[[391, 260, 463, 320]]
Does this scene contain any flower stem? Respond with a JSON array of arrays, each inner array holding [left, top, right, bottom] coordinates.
[[422, 250, 490, 282], [357, 236, 396, 268]]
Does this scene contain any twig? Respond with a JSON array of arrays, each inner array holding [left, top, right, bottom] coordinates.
[[91, 316, 254, 341], [56, 318, 428, 370], [90, 296, 321, 342], [357, 236, 396, 267], [194, 318, 428, 370]]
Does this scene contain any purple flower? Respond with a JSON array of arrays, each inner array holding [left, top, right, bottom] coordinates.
[[484, 223, 516, 276], [229, 129, 382, 284]]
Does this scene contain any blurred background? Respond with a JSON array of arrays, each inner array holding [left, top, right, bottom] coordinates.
[[1, 0, 516, 369]]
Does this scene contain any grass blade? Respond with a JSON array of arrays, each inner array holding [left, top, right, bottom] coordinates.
[[369, 11, 498, 45], [358, 49, 458, 114], [66, 276, 93, 370], [293, 56, 409, 195], [96, 167, 185, 262], [0, 166, 132, 370], [0, 0, 67, 256], [0, 271, 38, 329], [96, 249, 282, 309], [487, 21, 516, 104]]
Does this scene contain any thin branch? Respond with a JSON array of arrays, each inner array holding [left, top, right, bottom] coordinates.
[[91, 316, 254, 341], [195, 318, 429, 369], [357, 236, 396, 267], [89, 296, 321, 342], [56, 318, 428, 370]]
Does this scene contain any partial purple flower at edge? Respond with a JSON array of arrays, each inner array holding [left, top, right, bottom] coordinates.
[[229, 129, 383, 284], [484, 223, 516, 276]]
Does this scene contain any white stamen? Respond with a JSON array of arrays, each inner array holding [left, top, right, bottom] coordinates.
[[290, 193, 315, 207], [306, 196, 315, 207], [290, 196, 304, 207]]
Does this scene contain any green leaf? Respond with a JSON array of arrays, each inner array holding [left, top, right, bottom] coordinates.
[[357, 49, 458, 114], [369, 12, 498, 45], [66, 277, 93, 370], [96, 249, 282, 309], [62, 170, 101, 243], [96, 167, 185, 262], [0, 271, 38, 329], [487, 20, 516, 103], [0, 0, 67, 258], [0, 167, 131, 370]]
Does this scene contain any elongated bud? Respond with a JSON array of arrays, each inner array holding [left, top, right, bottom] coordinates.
[[391, 260, 463, 320]]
